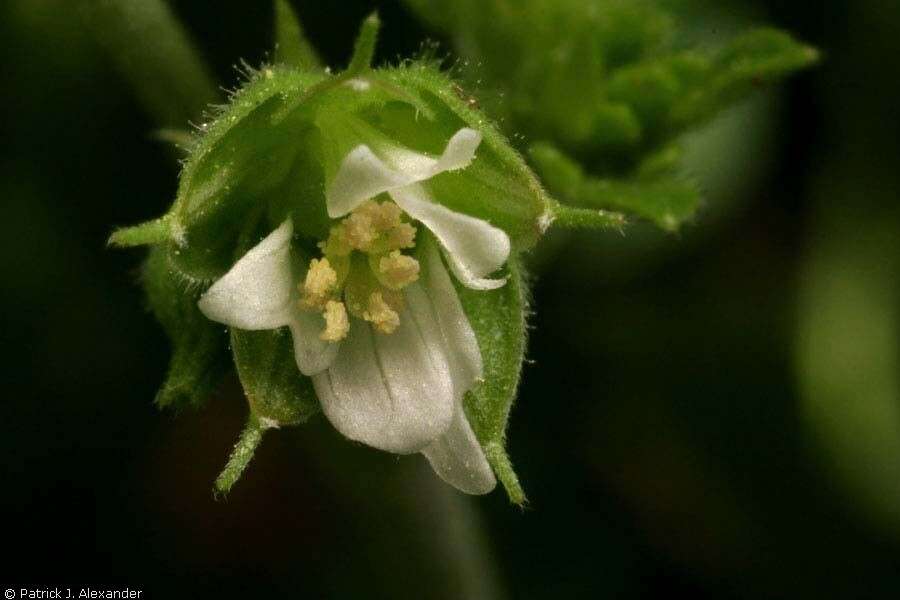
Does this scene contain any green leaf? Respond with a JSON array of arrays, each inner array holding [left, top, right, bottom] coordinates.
[[230, 328, 320, 427], [669, 28, 820, 129], [142, 246, 228, 410], [458, 256, 529, 505], [273, 0, 323, 71], [78, 0, 219, 127], [591, 102, 643, 148], [530, 142, 700, 232]]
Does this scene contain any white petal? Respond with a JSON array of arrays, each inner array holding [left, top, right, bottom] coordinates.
[[197, 220, 295, 329], [313, 314, 455, 454], [402, 282, 460, 390], [406, 255, 494, 494], [421, 403, 496, 495], [326, 145, 415, 218], [287, 311, 340, 376], [388, 127, 482, 180], [390, 184, 510, 290], [326, 128, 483, 218], [407, 245, 482, 393]]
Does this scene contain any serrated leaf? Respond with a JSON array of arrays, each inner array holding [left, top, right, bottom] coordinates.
[[273, 0, 322, 71], [458, 256, 529, 504], [591, 102, 643, 148], [230, 328, 320, 426], [143, 246, 228, 410], [669, 28, 819, 129], [530, 142, 700, 232]]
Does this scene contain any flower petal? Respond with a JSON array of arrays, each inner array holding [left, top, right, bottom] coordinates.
[[312, 314, 455, 454], [390, 184, 510, 290], [326, 128, 483, 218], [388, 127, 482, 180], [405, 251, 494, 494], [421, 403, 497, 495], [407, 243, 482, 393], [198, 220, 295, 329], [326, 145, 414, 218], [287, 310, 341, 376]]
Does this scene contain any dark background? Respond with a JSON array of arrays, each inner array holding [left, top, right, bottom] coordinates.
[[2, 1, 899, 598]]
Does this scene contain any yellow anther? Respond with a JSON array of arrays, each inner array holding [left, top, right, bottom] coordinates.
[[356, 200, 403, 231], [320, 300, 349, 342], [300, 257, 338, 310], [341, 211, 378, 251], [385, 222, 417, 250], [304, 199, 420, 338], [377, 250, 420, 290], [364, 292, 400, 334]]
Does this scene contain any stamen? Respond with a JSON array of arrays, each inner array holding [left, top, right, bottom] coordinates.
[[364, 292, 400, 334], [341, 211, 378, 251], [306, 199, 420, 337], [384, 222, 417, 250], [320, 225, 353, 257], [357, 200, 403, 231], [376, 250, 420, 290], [320, 300, 349, 342], [300, 258, 338, 310]]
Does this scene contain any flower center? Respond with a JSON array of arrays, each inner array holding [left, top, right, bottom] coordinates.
[[299, 199, 420, 341]]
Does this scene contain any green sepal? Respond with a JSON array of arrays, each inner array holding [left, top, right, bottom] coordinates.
[[548, 201, 628, 232], [108, 216, 171, 248], [142, 246, 229, 410], [230, 328, 320, 427], [458, 255, 530, 505], [530, 142, 700, 232], [214, 414, 267, 496], [347, 13, 380, 74], [167, 67, 327, 283], [273, 0, 323, 71], [380, 66, 550, 248]]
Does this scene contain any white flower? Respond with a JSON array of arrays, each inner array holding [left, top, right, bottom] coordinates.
[[197, 128, 510, 494]]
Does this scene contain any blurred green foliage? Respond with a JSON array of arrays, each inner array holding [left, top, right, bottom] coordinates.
[[794, 0, 900, 535], [405, 0, 817, 232]]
